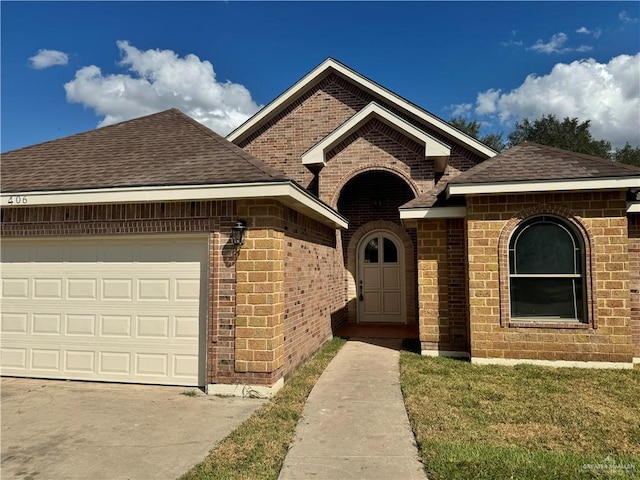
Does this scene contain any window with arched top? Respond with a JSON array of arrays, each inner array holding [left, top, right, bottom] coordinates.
[[509, 215, 586, 322]]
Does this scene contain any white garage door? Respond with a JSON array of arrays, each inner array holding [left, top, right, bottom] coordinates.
[[1, 236, 208, 386]]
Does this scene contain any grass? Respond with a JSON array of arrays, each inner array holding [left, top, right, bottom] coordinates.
[[179, 337, 346, 480], [400, 341, 640, 480], [181, 388, 199, 397]]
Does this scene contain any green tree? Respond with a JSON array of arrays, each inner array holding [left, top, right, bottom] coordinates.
[[506, 114, 611, 159], [611, 142, 640, 167], [449, 116, 505, 152]]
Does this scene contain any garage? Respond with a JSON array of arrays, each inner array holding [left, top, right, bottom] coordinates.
[[1, 235, 208, 386]]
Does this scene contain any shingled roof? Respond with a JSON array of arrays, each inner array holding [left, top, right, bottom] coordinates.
[[448, 142, 640, 185], [1, 109, 286, 193], [401, 142, 640, 211]]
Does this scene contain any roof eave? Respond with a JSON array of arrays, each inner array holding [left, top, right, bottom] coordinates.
[[399, 206, 467, 220], [1, 180, 348, 230], [447, 177, 640, 197]]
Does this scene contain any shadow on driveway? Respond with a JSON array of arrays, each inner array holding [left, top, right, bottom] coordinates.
[[1, 378, 265, 480]]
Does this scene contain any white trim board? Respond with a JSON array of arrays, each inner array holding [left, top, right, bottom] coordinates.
[[227, 58, 496, 159], [399, 206, 466, 219], [1, 181, 348, 229], [447, 177, 640, 197], [628, 202, 640, 213], [421, 350, 470, 358], [301, 102, 450, 168], [471, 357, 633, 369]]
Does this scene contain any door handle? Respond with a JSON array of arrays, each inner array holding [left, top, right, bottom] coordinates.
[[358, 281, 363, 301]]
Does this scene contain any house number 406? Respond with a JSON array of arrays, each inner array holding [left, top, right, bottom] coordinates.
[[7, 195, 28, 205]]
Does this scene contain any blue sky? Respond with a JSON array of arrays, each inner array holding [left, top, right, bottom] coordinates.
[[2, 1, 639, 152]]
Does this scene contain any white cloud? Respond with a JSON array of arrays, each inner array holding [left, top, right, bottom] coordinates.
[[619, 10, 638, 24], [528, 32, 570, 54], [475, 89, 500, 115], [575, 27, 602, 39], [472, 53, 640, 148], [447, 103, 472, 117], [64, 41, 261, 136], [527, 32, 593, 54], [29, 49, 69, 69]]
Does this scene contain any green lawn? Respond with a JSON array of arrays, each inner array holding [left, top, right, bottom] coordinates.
[[179, 337, 638, 480], [179, 337, 346, 480], [400, 342, 640, 480]]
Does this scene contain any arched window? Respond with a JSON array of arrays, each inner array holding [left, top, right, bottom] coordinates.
[[509, 216, 586, 322]]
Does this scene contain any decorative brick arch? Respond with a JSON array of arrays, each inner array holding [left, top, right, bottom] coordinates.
[[329, 165, 420, 210], [344, 220, 416, 323], [497, 204, 596, 328]]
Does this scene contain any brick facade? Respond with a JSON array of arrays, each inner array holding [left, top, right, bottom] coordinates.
[[629, 213, 640, 359], [282, 207, 345, 377], [238, 73, 484, 344], [465, 191, 632, 363], [416, 218, 469, 354]]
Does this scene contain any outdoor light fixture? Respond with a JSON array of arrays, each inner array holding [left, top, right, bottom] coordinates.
[[231, 220, 247, 246]]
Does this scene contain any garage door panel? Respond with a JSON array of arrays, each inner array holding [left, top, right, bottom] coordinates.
[[1, 236, 207, 386], [138, 279, 170, 300], [102, 279, 133, 300], [137, 316, 169, 338], [32, 314, 62, 334], [175, 316, 199, 338], [65, 350, 96, 373], [66, 314, 96, 336], [1, 348, 27, 369], [2, 278, 29, 298], [2, 313, 28, 333], [101, 315, 133, 336], [31, 349, 60, 370], [67, 279, 97, 299]]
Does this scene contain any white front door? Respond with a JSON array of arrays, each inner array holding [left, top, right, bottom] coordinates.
[[358, 231, 406, 323]]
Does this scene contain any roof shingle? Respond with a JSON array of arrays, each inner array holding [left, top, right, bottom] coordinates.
[[402, 142, 640, 209], [1, 109, 286, 193], [448, 142, 640, 185]]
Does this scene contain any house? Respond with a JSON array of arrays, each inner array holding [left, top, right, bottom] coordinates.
[[1, 59, 639, 396]]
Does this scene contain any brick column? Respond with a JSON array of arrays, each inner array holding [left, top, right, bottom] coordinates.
[[417, 219, 449, 353], [234, 201, 285, 384]]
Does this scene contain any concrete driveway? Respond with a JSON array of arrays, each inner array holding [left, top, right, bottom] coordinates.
[[1, 377, 265, 480]]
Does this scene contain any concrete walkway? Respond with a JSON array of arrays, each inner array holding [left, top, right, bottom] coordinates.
[[279, 339, 428, 480]]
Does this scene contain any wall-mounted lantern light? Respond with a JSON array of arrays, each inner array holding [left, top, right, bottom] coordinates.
[[231, 220, 247, 246]]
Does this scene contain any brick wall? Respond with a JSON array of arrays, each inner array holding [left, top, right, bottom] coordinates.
[[234, 199, 345, 383], [416, 218, 469, 354], [282, 208, 343, 377], [466, 191, 632, 363], [629, 213, 639, 358], [234, 200, 286, 386]]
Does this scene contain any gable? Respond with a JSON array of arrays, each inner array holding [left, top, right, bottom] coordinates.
[[301, 103, 451, 174], [228, 58, 496, 160]]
